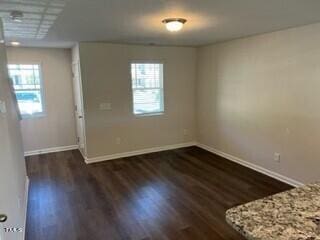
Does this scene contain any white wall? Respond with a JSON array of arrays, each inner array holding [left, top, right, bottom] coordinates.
[[197, 22, 320, 184], [0, 28, 27, 240], [6, 23, 320, 185], [6, 47, 77, 153], [79, 43, 197, 158]]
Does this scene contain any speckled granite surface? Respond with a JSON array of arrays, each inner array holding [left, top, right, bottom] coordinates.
[[226, 183, 320, 240]]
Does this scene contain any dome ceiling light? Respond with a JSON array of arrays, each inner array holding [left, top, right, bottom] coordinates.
[[162, 18, 187, 32], [10, 41, 21, 46]]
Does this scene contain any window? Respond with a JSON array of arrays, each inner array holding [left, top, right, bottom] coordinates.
[[131, 62, 164, 115], [7, 64, 45, 117]]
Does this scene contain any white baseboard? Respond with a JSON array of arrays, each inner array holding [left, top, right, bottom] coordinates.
[[85, 142, 197, 164], [23, 141, 303, 187], [196, 143, 304, 187], [78, 148, 87, 161], [24, 145, 79, 157], [23, 177, 29, 240], [85, 141, 304, 187]]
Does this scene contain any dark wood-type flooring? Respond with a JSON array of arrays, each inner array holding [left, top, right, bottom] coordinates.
[[25, 146, 292, 240]]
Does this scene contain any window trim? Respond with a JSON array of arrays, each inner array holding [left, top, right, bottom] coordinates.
[[7, 62, 46, 119], [129, 60, 165, 117]]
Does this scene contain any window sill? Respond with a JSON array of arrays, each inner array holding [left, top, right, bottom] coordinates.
[[134, 112, 164, 117], [21, 113, 46, 120]]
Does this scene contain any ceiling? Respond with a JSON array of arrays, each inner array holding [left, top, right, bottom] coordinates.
[[1, 0, 320, 48]]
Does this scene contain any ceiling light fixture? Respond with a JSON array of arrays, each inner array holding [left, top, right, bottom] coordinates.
[[10, 11, 24, 22], [10, 41, 21, 46], [162, 18, 187, 32]]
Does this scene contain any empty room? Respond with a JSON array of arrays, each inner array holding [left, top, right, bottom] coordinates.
[[1, 0, 320, 240]]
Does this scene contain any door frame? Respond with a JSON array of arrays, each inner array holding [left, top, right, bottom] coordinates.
[[72, 60, 87, 158]]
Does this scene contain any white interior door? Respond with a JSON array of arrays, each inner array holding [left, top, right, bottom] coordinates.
[[0, 21, 28, 240], [72, 61, 86, 157]]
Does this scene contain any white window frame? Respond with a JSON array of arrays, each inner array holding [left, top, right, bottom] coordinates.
[[7, 63, 46, 119], [130, 61, 165, 116]]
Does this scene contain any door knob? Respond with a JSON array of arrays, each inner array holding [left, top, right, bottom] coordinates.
[[78, 116, 83, 119], [0, 214, 7, 222]]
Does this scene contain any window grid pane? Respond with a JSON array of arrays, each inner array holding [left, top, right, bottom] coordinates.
[[131, 63, 164, 115], [8, 64, 44, 116]]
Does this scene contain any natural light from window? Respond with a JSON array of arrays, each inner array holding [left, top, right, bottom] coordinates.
[[131, 63, 164, 115], [7, 64, 44, 117]]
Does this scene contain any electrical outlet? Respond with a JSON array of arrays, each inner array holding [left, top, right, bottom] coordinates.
[[274, 153, 281, 163], [0, 100, 7, 113], [116, 137, 121, 145], [285, 128, 291, 135], [183, 129, 188, 136]]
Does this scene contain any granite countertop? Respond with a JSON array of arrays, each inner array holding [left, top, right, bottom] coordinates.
[[226, 183, 320, 240]]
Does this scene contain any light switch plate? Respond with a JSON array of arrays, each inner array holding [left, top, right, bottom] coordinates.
[[274, 153, 281, 163], [99, 102, 112, 111], [0, 100, 6, 113]]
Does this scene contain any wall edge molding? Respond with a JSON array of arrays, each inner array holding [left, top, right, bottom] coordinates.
[[196, 143, 304, 187], [85, 142, 197, 164], [24, 145, 79, 157], [23, 177, 29, 240]]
